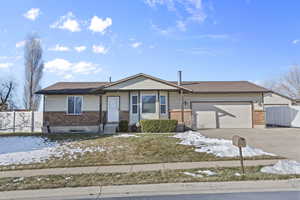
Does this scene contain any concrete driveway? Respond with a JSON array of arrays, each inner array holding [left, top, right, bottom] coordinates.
[[200, 128, 300, 161]]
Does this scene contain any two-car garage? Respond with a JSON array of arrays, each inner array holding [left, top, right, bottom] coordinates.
[[191, 101, 253, 129]]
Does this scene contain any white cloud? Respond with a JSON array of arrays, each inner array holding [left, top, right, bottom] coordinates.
[[0, 63, 12, 69], [24, 8, 40, 20], [63, 74, 73, 80], [151, 23, 174, 35], [45, 58, 102, 76], [50, 12, 81, 32], [89, 16, 112, 34], [131, 42, 142, 48], [146, 0, 207, 32], [44, 58, 72, 73], [74, 46, 87, 52], [92, 45, 108, 54], [16, 40, 25, 48], [292, 39, 300, 44], [0, 56, 21, 60], [48, 44, 70, 52], [73, 62, 99, 74], [176, 20, 186, 32]]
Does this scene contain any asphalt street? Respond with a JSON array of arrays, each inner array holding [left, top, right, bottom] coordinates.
[[100, 191, 300, 200]]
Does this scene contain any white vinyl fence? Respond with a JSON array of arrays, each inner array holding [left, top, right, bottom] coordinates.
[[265, 106, 300, 127], [0, 111, 43, 133]]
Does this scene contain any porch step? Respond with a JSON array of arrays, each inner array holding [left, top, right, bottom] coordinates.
[[103, 123, 118, 134]]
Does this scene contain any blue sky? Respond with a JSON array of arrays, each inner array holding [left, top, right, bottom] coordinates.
[[0, 0, 300, 105]]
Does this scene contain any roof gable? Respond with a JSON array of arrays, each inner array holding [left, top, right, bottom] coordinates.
[[100, 73, 191, 91]]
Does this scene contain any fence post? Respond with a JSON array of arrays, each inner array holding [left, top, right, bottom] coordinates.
[[13, 111, 15, 133], [31, 111, 34, 133]]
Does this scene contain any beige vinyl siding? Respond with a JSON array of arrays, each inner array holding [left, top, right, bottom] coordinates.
[[263, 92, 292, 106], [169, 92, 263, 110], [44, 95, 100, 112], [102, 92, 129, 111], [105, 77, 178, 90]]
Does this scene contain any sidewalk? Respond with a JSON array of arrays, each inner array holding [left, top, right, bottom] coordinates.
[[0, 159, 280, 178], [0, 179, 299, 200]]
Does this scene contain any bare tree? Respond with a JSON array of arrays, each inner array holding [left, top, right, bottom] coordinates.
[[0, 79, 16, 111], [279, 66, 300, 99], [263, 65, 300, 99], [23, 34, 44, 110]]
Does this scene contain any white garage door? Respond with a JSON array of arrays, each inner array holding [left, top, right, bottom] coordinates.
[[192, 102, 252, 129]]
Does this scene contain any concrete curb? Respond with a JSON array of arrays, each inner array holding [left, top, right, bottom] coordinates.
[[0, 159, 280, 178], [0, 179, 299, 200]]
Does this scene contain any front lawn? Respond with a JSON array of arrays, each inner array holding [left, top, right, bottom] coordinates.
[[0, 166, 298, 191], [0, 133, 281, 171]]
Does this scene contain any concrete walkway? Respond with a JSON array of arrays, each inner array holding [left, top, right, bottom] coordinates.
[[0, 159, 280, 178], [0, 179, 299, 200]]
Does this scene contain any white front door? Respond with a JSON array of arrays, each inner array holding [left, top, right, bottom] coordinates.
[[107, 96, 119, 122]]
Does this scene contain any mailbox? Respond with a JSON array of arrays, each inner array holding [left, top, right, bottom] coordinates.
[[232, 135, 246, 148], [232, 135, 247, 174]]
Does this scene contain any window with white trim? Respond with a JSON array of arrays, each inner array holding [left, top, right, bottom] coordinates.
[[160, 95, 167, 114], [132, 95, 138, 114], [142, 95, 156, 113], [67, 96, 82, 115]]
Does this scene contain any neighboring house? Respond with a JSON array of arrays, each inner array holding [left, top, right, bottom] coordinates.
[[263, 92, 294, 107], [36, 72, 272, 133]]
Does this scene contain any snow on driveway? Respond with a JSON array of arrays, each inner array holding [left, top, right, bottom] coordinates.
[[173, 131, 275, 157], [261, 160, 300, 174], [0, 144, 105, 166]]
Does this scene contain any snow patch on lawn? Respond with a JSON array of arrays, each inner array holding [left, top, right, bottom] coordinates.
[[197, 170, 217, 176], [182, 172, 203, 178], [234, 172, 241, 176], [173, 131, 275, 157], [183, 170, 217, 177], [0, 144, 105, 166], [261, 160, 300, 174], [113, 134, 139, 138]]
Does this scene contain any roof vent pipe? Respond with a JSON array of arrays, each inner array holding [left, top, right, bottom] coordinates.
[[177, 70, 182, 86], [109, 77, 112, 83]]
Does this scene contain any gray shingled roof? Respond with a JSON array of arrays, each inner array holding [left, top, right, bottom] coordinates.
[[36, 80, 269, 94], [36, 82, 107, 94], [173, 81, 269, 93]]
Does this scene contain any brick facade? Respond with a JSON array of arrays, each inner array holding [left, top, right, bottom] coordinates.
[[169, 109, 192, 128], [253, 110, 265, 126], [44, 111, 101, 126]]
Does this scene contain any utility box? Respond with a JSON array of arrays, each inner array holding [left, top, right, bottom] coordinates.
[[232, 135, 246, 147]]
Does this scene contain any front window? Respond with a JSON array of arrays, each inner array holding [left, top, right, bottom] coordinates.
[[132, 95, 138, 114], [67, 96, 82, 115], [142, 95, 156, 113], [160, 95, 167, 114]]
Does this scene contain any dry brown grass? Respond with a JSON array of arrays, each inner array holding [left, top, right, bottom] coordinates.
[[0, 134, 281, 171], [0, 166, 298, 191]]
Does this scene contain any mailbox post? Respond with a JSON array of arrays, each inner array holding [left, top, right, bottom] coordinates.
[[232, 135, 246, 174]]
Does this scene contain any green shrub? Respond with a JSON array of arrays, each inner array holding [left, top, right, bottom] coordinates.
[[118, 120, 129, 132], [140, 119, 178, 133]]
